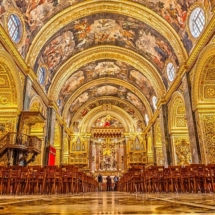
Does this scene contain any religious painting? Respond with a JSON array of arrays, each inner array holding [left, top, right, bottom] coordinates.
[[132, 0, 211, 52], [35, 14, 179, 76], [91, 115, 123, 128]]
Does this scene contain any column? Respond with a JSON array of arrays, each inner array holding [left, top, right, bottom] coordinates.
[[44, 107, 56, 165], [160, 104, 172, 166], [182, 73, 201, 163]]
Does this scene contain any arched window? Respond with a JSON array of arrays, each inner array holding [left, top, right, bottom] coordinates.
[[189, 7, 205, 38], [7, 14, 22, 43], [167, 62, 175, 82], [152, 96, 158, 110], [38, 67, 46, 84]]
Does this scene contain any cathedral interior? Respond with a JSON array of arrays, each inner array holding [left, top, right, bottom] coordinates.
[[0, 0, 215, 214]]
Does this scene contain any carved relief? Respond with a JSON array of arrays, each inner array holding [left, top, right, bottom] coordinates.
[[204, 85, 215, 98], [0, 75, 10, 88], [175, 138, 191, 165], [0, 120, 13, 140], [176, 117, 187, 127], [202, 115, 215, 164]]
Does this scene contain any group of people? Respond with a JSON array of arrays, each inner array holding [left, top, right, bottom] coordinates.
[[97, 174, 119, 191]]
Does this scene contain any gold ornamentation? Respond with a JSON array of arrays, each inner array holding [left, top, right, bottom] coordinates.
[[204, 85, 215, 98], [175, 138, 191, 165], [202, 115, 215, 164], [0, 94, 9, 105], [176, 117, 187, 127]]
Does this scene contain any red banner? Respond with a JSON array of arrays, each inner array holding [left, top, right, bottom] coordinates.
[[47, 145, 56, 166]]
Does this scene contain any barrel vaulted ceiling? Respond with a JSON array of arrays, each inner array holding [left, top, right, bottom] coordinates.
[[0, 0, 213, 133]]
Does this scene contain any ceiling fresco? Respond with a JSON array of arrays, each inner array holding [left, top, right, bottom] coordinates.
[[57, 60, 157, 105], [0, 0, 211, 58], [91, 115, 123, 128], [35, 13, 179, 74], [71, 99, 145, 133], [67, 83, 147, 118]]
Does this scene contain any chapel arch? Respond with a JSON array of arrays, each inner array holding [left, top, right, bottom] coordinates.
[[168, 91, 190, 165]]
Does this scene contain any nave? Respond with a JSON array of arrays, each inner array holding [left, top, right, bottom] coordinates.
[[1, 192, 215, 214]]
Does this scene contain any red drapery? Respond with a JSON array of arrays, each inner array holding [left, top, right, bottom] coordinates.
[[47, 145, 56, 166]]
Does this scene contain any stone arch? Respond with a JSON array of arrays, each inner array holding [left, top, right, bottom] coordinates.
[[168, 91, 190, 165]]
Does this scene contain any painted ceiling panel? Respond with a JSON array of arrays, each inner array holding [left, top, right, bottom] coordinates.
[[67, 83, 147, 118], [35, 14, 179, 76], [58, 60, 157, 105], [0, 0, 211, 58]]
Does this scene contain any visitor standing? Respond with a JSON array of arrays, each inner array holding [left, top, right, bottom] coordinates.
[[98, 173, 103, 191], [113, 175, 119, 191], [106, 175, 112, 191]]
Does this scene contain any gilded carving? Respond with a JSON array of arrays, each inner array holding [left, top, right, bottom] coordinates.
[[0, 120, 13, 140], [175, 138, 191, 165], [0, 94, 10, 105], [202, 115, 215, 164], [204, 85, 215, 98], [0, 75, 9, 87], [176, 117, 187, 127]]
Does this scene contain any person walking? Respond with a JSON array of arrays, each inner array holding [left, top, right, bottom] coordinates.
[[113, 175, 119, 191], [106, 175, 112, 191], [98, 173, 103, 191]]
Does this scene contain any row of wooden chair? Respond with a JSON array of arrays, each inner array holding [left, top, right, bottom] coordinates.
[[118, 164, 215, 193], [0, 165, 98, 195]]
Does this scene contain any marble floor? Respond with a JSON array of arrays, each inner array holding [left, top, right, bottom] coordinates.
[[1, 192, 215, 214]]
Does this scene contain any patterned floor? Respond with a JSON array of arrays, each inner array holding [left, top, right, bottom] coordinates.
[[1, 192, 215, 214]]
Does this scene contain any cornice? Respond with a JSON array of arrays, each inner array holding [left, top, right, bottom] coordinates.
[[26, 0, 187, 67], [49, 46, 166, 100]]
